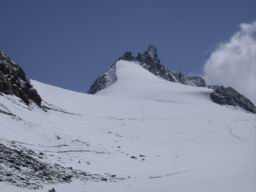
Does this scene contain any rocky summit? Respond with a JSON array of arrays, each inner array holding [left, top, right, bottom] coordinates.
[[0, 51, 42, 106], [88, 46, 206, 94], [119, 45, 206, 87]]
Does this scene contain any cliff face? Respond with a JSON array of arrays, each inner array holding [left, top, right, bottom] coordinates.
[[0, 51, 42, 106]]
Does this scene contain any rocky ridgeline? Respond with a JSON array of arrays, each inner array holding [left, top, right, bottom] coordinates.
[[119, 45, 206, 87], [88, 45, 206, 94], [0, 51, 42, 106], [210, 86, 256, 113]]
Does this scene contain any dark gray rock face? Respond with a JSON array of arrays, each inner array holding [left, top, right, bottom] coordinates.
[[119, 51, 135, 61], [138, 45, 176, 82], [185, 76, 206, 87], [0, 51, 42, 106], [170, 71, 186, 83], [88, 63, 117, 94], [210, 86, 256, 113]]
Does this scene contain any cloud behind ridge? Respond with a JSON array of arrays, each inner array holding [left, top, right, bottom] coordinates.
[[204, 21, 256, 104]]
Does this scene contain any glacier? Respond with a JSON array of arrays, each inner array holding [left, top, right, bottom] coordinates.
[[0, 60, 255, 192]]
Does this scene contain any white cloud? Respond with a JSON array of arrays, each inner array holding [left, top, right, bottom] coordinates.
[[204, 21, 256, 104]]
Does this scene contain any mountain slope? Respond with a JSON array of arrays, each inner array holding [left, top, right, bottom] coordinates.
[[96, 60, 211, 104], [88, 46, 255, 114], [0, 58, 255, 191], [88, 46, 206, 94]]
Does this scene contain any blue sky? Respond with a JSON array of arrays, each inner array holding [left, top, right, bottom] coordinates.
[[0, 0, 255, 92]]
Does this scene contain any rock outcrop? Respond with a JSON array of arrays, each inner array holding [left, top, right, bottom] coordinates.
[[137, 45, 176, 82], [88, 63, 117, 94], [210, 86, 256, 113], [185, 76, 206, 87], [0, 51, 42, 106]]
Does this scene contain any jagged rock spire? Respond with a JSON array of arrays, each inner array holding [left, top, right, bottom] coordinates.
[[147, 45, 157, 59], [118, 45, 161, 64], [143, 45, 160, 65]]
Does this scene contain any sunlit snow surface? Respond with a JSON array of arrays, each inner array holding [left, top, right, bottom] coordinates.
[[0, 60, 255, 191]]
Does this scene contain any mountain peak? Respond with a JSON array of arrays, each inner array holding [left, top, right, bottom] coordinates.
[[88, 46, 206, 94]]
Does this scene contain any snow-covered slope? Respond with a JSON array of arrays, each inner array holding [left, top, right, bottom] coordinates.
[[96, 60, 211, 102], [0, 60, 255, 192]]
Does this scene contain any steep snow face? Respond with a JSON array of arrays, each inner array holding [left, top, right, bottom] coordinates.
[[97, 61, 256, 113], [97, 60, 212, 104], [0, 61, 255, 191]]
